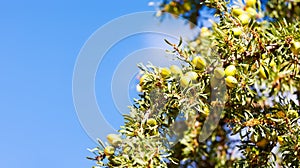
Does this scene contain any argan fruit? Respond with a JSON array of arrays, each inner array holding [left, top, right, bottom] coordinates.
[[214, 67, 225, 79], [246, 7, 257, 18], [232, 27, 242, 37], [225, 76, 238, 88], [232, 7, 244, 16], [180, 76, 192, 88], [246, 0, 256, 7], [192, 56, 207, 70], [104, 146, 115, 156], [225, 65, 237, 76], [185, 71, 198, 81], [238, 13, 251, 25], [160, 67, 171, 78], [170, 65, 182, 76], [147, 118, 157, 127], [107, 134, 122, 146]]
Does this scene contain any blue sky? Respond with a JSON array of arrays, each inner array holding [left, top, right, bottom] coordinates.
[[0, 1, 154, 167]]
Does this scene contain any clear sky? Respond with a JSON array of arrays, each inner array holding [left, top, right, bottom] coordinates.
[[0, 1, 154, 167]]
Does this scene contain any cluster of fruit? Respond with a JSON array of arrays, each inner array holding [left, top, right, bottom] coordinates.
[[212, 65, 238, 88], [103, 134, 122, 157], [231, 0, 258, 26], [138, 56, 242, 92]]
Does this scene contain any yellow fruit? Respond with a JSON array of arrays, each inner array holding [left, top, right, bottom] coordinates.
[[170, 65, 182, 75], [185, 71, 198, 81], [225, 76, 238, 88], [246, 0, 256, 7], [259, 65, 269, 79], [147, 118, 157, 127], [104, 146, 115, 156], [246, 7, 257, 18], [232, 27, 242, 37], [107, 134, 122, 146], [160, 67, 171, 78], [277, 136, 284, 145], [180, 76, 192, 88], [192, 56, 207, 70], [214, 67, 225, 79], [232, 7, 244, 16], [291, 41, 300, 55], [225, 65, 237, 76], [238, 13, 251, 25]]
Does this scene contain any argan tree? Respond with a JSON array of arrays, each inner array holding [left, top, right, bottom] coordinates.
[[88, 0, 300, 167]]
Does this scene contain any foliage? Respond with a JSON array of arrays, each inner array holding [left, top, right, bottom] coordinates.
[[88, 0, 300, 167]]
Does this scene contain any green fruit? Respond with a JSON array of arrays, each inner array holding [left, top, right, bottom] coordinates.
[[214, 67, 225, 79], [291, 41, 300, 55], [225, 76, 238, 88], [192, 56, 207, 70], [170, 65, 182, 75], [180, 76, 192, 88], [238, 13, 251, 25], [259, 65, 269, 79], [245, 7, 257, 18], [147, 118, 157, 126], [246, 0, 256, 7], [232, 27, 242, 37], [104, 146, 115, 156], [160, 67, 171, 78], [225, 65, 237, 76], [107, 134, 122, 146], [232, 7, 244, 16], [185, 71, 198, 81]]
